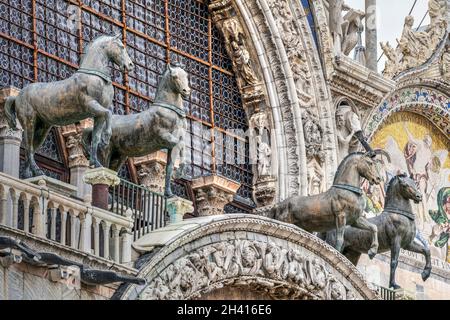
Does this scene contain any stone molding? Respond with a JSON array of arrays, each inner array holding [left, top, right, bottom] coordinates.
[[118, 214, 378, 300]]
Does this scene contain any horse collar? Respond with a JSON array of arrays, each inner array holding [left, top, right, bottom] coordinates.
[[153, 102, 186, 118], [332, 184, 363, 196], [77, 68, 112, 83], [384, 207, 415, 221]]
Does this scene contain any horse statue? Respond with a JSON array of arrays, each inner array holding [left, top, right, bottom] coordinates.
[[4, 34, 134, 177], [82, 63, 190, 197], [325, 174, 432, 289], [269, 152, 382, 257]]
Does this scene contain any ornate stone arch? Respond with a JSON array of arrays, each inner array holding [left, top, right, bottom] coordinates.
[[207, 0, 338, 200], [117, 215, 377, 300], [363, 85, 450, 139]]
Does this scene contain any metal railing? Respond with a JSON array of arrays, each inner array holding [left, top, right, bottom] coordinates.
[[109, 179, 167, 241]]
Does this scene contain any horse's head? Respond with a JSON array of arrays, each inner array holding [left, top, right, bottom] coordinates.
[[164, 63, 191, 99], [104, 34, 134, 71], [397, 174, 422, 204], [357, 152, 382, 185]]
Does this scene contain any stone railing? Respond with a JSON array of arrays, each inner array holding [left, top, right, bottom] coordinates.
[[0, 172, 133, 264]]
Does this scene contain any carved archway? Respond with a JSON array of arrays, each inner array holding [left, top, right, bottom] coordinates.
[[363, 85, 450, 139], [207, 0, 338, 200], [117, 215, 377, 300]]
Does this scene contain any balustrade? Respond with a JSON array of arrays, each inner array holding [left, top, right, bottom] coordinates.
[[0, 172, 133, 264]]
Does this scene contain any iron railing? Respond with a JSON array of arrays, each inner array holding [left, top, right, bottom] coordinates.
[[109, 179, 167, 241]]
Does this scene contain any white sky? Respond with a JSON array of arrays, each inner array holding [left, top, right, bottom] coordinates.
[[345, 0, 431, 71]]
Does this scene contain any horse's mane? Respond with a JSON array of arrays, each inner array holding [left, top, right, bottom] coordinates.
[[384, 174, 406, 204], [80, 35, 113, 65]]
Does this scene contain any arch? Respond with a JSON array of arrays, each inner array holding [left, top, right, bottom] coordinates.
[[118, 215, 377, 300], [208, 0, 338, 198], [364, 85, 450, 139]]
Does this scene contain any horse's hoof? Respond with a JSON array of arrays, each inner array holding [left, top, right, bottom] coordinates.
[[32, 168, 45, 177], [421, 269, 431, 281], [389, 283, 401, 290], [368, 248, 378, 259], [165, 192, 175, 198]]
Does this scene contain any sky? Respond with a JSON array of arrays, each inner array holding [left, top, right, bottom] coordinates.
[[344, 0, 431, 71]]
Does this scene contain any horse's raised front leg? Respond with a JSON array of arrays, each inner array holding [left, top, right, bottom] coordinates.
[[389, 236, 401, 289], [354, 216, 378, 259], [164, 148, 175, 198], [335, 214, 346, 252], [405, 239, 432, 282], [88, 100, 111, 167]]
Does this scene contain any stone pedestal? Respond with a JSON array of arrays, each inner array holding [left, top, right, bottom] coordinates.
[[166, 196, 194, 224], [0, 87, 22, 178], [134, 151, 167, 194], [83, 167, 120, 210], [62, 122, 92, 199], [192, 175, 240, 216]]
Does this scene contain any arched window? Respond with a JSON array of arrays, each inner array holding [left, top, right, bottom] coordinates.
[[0, 0, 254, 210]]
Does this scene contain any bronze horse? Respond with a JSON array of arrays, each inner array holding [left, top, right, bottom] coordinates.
[[82, 63, 190, 197], [325, 174, 432, 289], [270, 152, 382, 257], [4, 34, 134, 177]]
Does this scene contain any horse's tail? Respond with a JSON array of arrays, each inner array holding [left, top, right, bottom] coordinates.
[[4, 96, 17, 129]]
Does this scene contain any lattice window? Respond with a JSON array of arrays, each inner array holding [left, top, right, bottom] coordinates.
[[0, 0, 254, 208]]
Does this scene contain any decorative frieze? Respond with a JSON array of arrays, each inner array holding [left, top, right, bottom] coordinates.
[[192, 175, 240, 216]]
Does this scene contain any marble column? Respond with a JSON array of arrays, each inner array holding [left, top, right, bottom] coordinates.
[[0, 87, 22, 178], [365, 0, 378, 71], [191, 175, 240, 216], [83, 167, 120, 210]]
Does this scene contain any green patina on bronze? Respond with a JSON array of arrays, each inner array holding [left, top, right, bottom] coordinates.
[[82, 63, 191, 198], [4, 34, 134, 177]]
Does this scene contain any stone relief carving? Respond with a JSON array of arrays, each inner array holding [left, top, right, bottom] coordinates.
[[138, 240, 359, 300], [302, 111, 326, 195], [441, 45, 450, 81], [335, 104, 362, 163], [66, 133, 89, 168], [249, 112, 277, 206], [137, 162, 166, 194], [382, 0, 448, 78]]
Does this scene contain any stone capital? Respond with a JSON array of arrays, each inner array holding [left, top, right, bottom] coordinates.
[[253, 175, 277, 207], [83, 167, 120, 187], [166, 196, 194, 224], [0, 87, 23, 141], [192, 175, 240, 216], [134, 151, 168, 194]]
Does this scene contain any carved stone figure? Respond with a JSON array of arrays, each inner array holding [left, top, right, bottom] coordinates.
[[138, 239, 358, 300], [381, 0, 448, 78], [325, 174, 432, 289], [335, 104, 361, 163], [269, 152, 382, 256], [83, 63, 190, 197], [66, 133, 89, 168], [328, 0, 346, 56], [341, 9, 366, 56], [230, 40, 259, 86], [4, 34, 134, 177], [80, 269, 146, 286], [302, 111, 325, 162], [257, 136, 272, 176]]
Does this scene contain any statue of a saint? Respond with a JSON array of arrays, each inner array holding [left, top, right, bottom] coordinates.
[[230, 40, 259, 86], [335, 105, 361, 162], [257, 135, 272, 176]]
